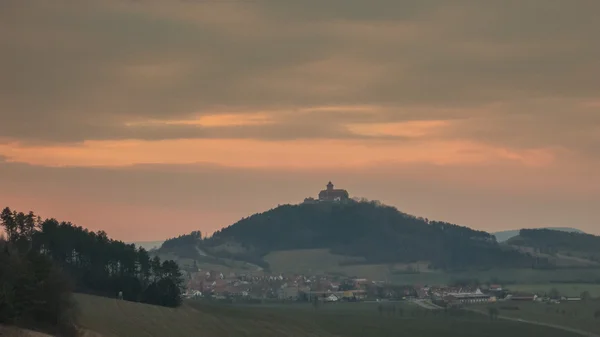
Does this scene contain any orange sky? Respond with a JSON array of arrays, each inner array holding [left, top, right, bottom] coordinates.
[[1, 0, 599, 240]]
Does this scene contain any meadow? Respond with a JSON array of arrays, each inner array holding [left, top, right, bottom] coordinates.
[[262, 249, 600, 285], [391, 267, 600, 285], [507, 283, 600, 297], [487, 301, 600, 336], [74, 294, 581, 337]]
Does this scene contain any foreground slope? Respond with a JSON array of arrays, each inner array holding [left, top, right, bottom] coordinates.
[[204, 201, 534, 270], [74, 294, 580, 337]]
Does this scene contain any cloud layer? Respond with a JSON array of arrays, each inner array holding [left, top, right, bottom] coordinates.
[[1, 0, 599, 239], [2, 0, 599, 146]]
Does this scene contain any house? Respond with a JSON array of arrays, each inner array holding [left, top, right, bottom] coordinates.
[[444, 288, 491, 304], [489, 284, 503, 292], [325, 294, 339, 302], [342, 290, 367, 301], [278, 286, 299, 300], [506, 293, 537, 301]]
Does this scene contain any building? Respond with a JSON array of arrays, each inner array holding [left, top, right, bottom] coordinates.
[[444, 288, 491, 304], [325, 294, 339, 302], [506, 293, 537, 301], [278, 286, 300, 300], [318, 182, 350, 201]]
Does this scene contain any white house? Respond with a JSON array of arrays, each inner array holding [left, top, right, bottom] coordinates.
[[325, 294, 339, 302]]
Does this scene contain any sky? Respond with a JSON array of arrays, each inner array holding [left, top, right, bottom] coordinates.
[[1, 0, 599, 241]]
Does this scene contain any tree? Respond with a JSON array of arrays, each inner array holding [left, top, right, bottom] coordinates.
[[581, 291, 591, 302], [549, 288, 561, 299], [488, 307, 499, 321], [1, 207, 17, 242], [0, 237, 78, 336], [2, 207, 184, 309]]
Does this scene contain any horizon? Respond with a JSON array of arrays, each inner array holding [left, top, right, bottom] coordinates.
[[3, 197, 593, 243], [2, 1, 599, 241]]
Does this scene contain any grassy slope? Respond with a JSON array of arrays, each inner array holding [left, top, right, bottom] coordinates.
[[75, 294, 580, 337], [0, 326, 53, 337], [264, 249, 432, 279], [162, 244, 600, 284], [159, 244, 600, 286]]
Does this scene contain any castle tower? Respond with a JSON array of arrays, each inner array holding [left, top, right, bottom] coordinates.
[[318, 181, 349, 202]]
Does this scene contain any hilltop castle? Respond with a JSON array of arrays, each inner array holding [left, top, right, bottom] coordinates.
[[304, 182, 350, 203]]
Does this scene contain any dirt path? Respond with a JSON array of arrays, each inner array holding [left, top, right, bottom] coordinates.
[[409, 299, 444, 310]]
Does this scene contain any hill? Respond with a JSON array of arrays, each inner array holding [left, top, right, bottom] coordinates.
[[160, 201, 539, 271], [73, 293, 580, 337], [507, 229, 600, 264], [129, 240, 164, 251], [494, 228, 585, 243]]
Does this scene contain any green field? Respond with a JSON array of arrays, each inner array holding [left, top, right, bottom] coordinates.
[[264, 249, 432, 279], [390, 268, 600, 285], [262, 249, 600, 285], [487, 301, 600, 335], [74, 294, 583, 337], [507, 284, 600, 297]]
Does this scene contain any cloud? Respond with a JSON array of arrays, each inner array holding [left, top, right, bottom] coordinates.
[[1, 159, 598, 240], [1, 0, 599, 152]]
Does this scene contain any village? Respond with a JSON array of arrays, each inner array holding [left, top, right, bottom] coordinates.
[[183, 269, 584, 307]]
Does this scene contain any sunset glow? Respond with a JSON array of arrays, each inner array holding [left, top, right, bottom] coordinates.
[[1, 0, 599, 240]]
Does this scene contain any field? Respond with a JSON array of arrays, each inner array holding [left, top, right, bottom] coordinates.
[[507, 284, 600, 297], [487, 301, 600, 336], [264, 249, 432, 280], [156, 251, 263, 274], [263, 249, 600, 285], [74, 294, 582, 337], [390, 267, 600, 285]]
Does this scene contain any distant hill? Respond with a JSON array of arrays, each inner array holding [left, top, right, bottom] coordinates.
[[130, 240, 164, 251], [162, 200, 538, 271], [494, 228, 585, 243], [508, 229, 600, 253]]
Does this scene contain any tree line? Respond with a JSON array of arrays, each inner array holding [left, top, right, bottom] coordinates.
[[517, 229, 600, 255], [1, 233, 78, 336], [1, 207, 184, 311]]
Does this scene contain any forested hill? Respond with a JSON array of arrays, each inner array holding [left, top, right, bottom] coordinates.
[[206, 201, 536, 270], [509, 229, 600, 255], [494, 227, 585, 243]]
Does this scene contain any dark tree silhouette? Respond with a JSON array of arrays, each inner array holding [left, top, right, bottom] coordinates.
[[1, 207, 184, 309]]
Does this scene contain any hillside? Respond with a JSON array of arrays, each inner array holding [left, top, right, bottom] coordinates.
[[508, 229, 600, 264], [130, 240, 164, 251], [494, 228, 585, 243], [73, 293, 579, 337], [160, 201, 539, 271]]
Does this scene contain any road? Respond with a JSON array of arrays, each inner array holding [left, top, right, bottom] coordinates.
[[409, 299, 443, 310]]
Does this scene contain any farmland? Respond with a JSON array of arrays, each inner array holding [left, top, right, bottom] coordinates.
[[487, 301, 600, 336], [74, 294, 580, 337], [508, 283, 600, 297]]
